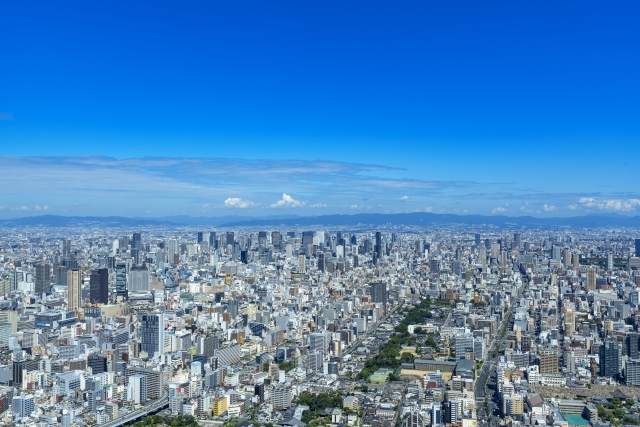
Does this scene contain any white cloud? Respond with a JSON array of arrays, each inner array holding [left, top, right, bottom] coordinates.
[[224, 198, 257, 209], [577, 197, 640, 212], [400, 195, 409, 201], [491, 206, 506, 214], [543, 204, 557, 212], [310, 203, 327, 208], [350, 205, 360, 209], [567, 204, 578, 210], [270, 193, 305, 208], [424, 206, 433, 212]]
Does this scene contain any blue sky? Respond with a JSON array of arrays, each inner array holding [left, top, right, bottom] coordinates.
[[1, 2, 640, 218]]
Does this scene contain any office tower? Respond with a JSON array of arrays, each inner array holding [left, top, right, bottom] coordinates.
[[35, 262, 50, 294], [475, 233, 481, 246], [626, 359, 640, 386], [552, 246, 562, 261], [254, 382, 265, 403], [67, 269, 82, 310], [197, 232, 204, 243], [227, 299, 238, 318], [88, 354, 108, 374], [130, 248, 140, 265], [586, 266, 596, 291], [455, 335, 474, 360], [608, 253, 614, 271], [600, 339, 622, 379], [128, 374, 147, 404], [539, 350, 559, 374], [167, 239, 179, 264], [226, 232, 234, 247], [12, 393, 34, 418], [62, 239, 71, 257], [513, 232, 521, 250], [116, 263, 127, 298], [129, 264, 150, 293], [317, 252, 325, 272], [636, 239, 640, 256], [271, 231, 281, 249], [563, 247, 572, 269], [209, 231, 217, 248], [370, 282, 388, 314], [298, 255, 306, 273], [13, 359, 25, 386], [432, 402, 442, 426], [132, 232, 142, 251], [90, 268, 109, 304], [628, 334, 640, 359], [56, 265, 68, 287], [140, 313, 165, 356], [564, 309, 576, 336]]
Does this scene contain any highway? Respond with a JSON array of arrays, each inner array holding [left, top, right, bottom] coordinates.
[[101, 387, 169, 427]]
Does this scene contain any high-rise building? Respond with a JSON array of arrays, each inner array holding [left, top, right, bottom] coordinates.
[[226, 232, 234, 247], [626, 358, 640, 386], [432, 402, 442, 426], [608, 253, 614, 271], [586, 267, 597, 291], [197, 232, 204, 244], [67, 269, 82, 310], [209, 232, 217, 248], [62, 239, 71, 258], [132, 232, 142, 251], [140, 313, 164, 356], [129, 264, 150, 293], [539, 350, 559, 374], [116, 263, 127, 298], [88, 354, 108, 374], [35, 262, 50, 294], [370, 282, 388, 314], [128, 374, 147, 404], [167, 239, 179, 264], [90, 268, 109, 304], [12, 393, 34, 418], [636, 239, 640, 257], [600, 339, 622, 379]]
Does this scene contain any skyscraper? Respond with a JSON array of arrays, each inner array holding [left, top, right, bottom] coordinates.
[[132, 232, 142, 251], [140, 313, 165, 356], [62, 239, 71, 258], [129, 264, 150, 293], [116, 262, 127, 299], [67, 269, 82, 310], [35, 262, 50, 294], [197, 232, 204, 243], [370, 282, 388, 314], [167, 239, 179, 264], [90, 268, 109, 304], [636, 238, 640, 257], [586, 266, 596, 291], [600, 339, 622, 379]]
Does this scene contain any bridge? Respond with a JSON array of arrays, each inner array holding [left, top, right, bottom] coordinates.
[[101, 387, 169, 427]]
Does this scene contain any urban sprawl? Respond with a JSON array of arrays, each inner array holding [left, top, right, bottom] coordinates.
[[1, 226, 640, 427]]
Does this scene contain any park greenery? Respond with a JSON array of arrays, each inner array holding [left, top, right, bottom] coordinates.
[[130, 415, 199, 427], [595, 398, 638, 426], [358, 299, 439, 380], [297, 391, 343, 423]]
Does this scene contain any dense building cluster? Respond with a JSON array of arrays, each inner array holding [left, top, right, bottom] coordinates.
[[0, 226, 639, 427]]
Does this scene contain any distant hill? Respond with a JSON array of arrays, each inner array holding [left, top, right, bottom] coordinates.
[[220, 212, 640, 228], [1, 212, 640, 228], [0, 215, 175, 227]]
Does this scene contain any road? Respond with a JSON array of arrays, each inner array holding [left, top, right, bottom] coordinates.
[[101, 387, 169, 427]]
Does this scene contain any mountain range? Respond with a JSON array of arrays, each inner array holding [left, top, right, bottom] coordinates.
[[1, 213, 640, 228]]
